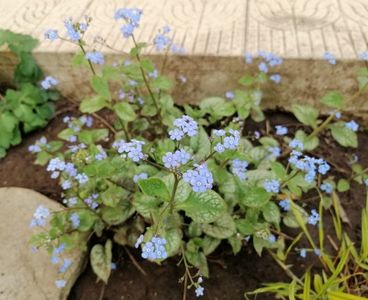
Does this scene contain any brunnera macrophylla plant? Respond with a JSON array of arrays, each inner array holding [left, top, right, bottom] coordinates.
[[29, 8, 368, 297]]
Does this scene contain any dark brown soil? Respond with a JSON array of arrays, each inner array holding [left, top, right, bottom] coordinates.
[[0, 101, 366, 300]]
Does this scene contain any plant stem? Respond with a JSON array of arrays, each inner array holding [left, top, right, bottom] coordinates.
[[170, 174, 180, 212], [78, 42, 96, 75], [131, 35, 161, 116]]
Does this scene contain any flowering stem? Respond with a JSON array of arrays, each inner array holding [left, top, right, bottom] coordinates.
[[131, 35, 162, 118], [170, 174, 180, 212], [78, 42, 96, 75]]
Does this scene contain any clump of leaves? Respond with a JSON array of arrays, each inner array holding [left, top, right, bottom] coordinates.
[[0, 29, 59, 158]]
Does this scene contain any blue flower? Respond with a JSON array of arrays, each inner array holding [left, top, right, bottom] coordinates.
[[308, 209, 320, 226], [300, 248, 307, 258], [244, 52, 253, 64], [183, 164, 213, 193], [289, 139, 304, 151], [115, 8, 142, 38], [320, 182, 333, 194], [55, 279, 66, 288], [258, 62, 269, 73], [59, 258, 72, 273], [214, 143, 225, 153], [75, 173, 89, 184], [41, 76, 59, 90], [169, 115, 198, 141], [85, 51, 105, 65], [84, 194, 99, 209], [44, 29, 58, 40], [141, 236, 168, 260], [153, 31, 171, 51], [30, 205, 50, 227], [345, 120, 359, 132], [213, 129, 226, 137], [323, 52, 336, 65], [268, 146, 281, 158], [359, 51, 368, 61], [279, 199, 291, 211], [195, 286, 204, 297], [113, 139, 146, 162], [270, 74, 281, 84], [133, 172, 148, 182], [225, 91, 235, 100], [95, 149, 107, 161], [275, 125, 288, 135], [263, 179, 280, 193], [335, 112, 342, 119], [111, 262, 117, 270], [314, 248, 321, 256], [69, 213, 80, 229], [64, 19, 81, 42], [121, 23, 135, 38], [61, 180, 72, 190], [47, 158, 65, 174], [232, 159, 248, 180]]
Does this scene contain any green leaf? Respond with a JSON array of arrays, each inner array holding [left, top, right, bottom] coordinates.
[[0, 111, 18, 132], [202, 236, 221, 255], [101, 184, 126, 207], [114, 102, 136, 122], [295, 130, 319, 151], [239, 186, 271, 208], [330, 123, 358, 148], [91, 75, 110, 99], [90, 240, 112, 284], [151, 76, 173, 91], [236, 219, 255, 235], [199, 97, 235, 119], [185, 250, 209, 277], [190, 126, 211, 160], [238, 75, 255, 86], [321, 91, 344, 109], [133, 193, 162, 219], [337, 179, 350, 192], [101, 201, 135, 225], [138, 178, 171, 201], [78, 129, 109, 144], [78, 210, 98, 231], [202, 213, 236, 239], [162, 228, 182, 257], [228, 235, 243, 255], [80, 96, 108, 113], [262, 202, 281, 225], [291, 104, 319, 128], [176, 190, 227, 223]]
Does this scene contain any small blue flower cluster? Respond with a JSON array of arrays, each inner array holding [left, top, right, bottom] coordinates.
[[231, 159, 248, 180], [345, 120, 359, 132], [133, 172, 148, 182], [307, 209, 320, 226], [153, 26, 171, 51], [95, 148, 107, 161], [279, 199, 291, 211], [323, 52, 336, 65], [114, 8, 143, 38], [55, 279, 67, 289], [138, 236, 168, 260], [320, 182, 333, 194], [30, 205, 50, 227], [288, 151, 330, 183], [245, 51, 282, 82], [268, 146, 281, 158], [183, 164, 213, 192], [47, 158, 66, 178], [85, 51, 105, 65], [84, 193, 99, 209], [113, 139, 146, 162], [169, 115, 198, 141], [44, 29, 58, 40], [263, 179, 281, 193], [289, 139, 304, 151], [225, 91, 235, 100], [213, 129, 240, 153], [41, 76, 59, 90], [28, 136, 48, 153], [275, 125, 288, 136], [360, 51, 368, 61], [162, 149, 191, 168], [69, 213, 80, 229]]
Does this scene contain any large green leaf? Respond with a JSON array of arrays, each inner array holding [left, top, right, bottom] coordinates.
[[330, 123, 358, 148], [321, 91, 344, 109], [91, 75, 110, 99], [138, 177, 171, 201], [101, 202, 135, 225], [202, 213, 236, 239], [90, 240, 112, 283], [80, 96, 108, 113], [238, 186, 271, 208], [291, 104, 319, 128], [114, 102, 136, 122], [176, 190, 227, 223]]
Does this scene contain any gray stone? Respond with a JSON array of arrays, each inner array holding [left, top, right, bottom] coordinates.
[[0, 187, 86, 300]]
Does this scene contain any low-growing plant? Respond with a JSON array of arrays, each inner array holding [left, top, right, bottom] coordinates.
[[0, 29, 59, 158], [28, 9, 368, 297]]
